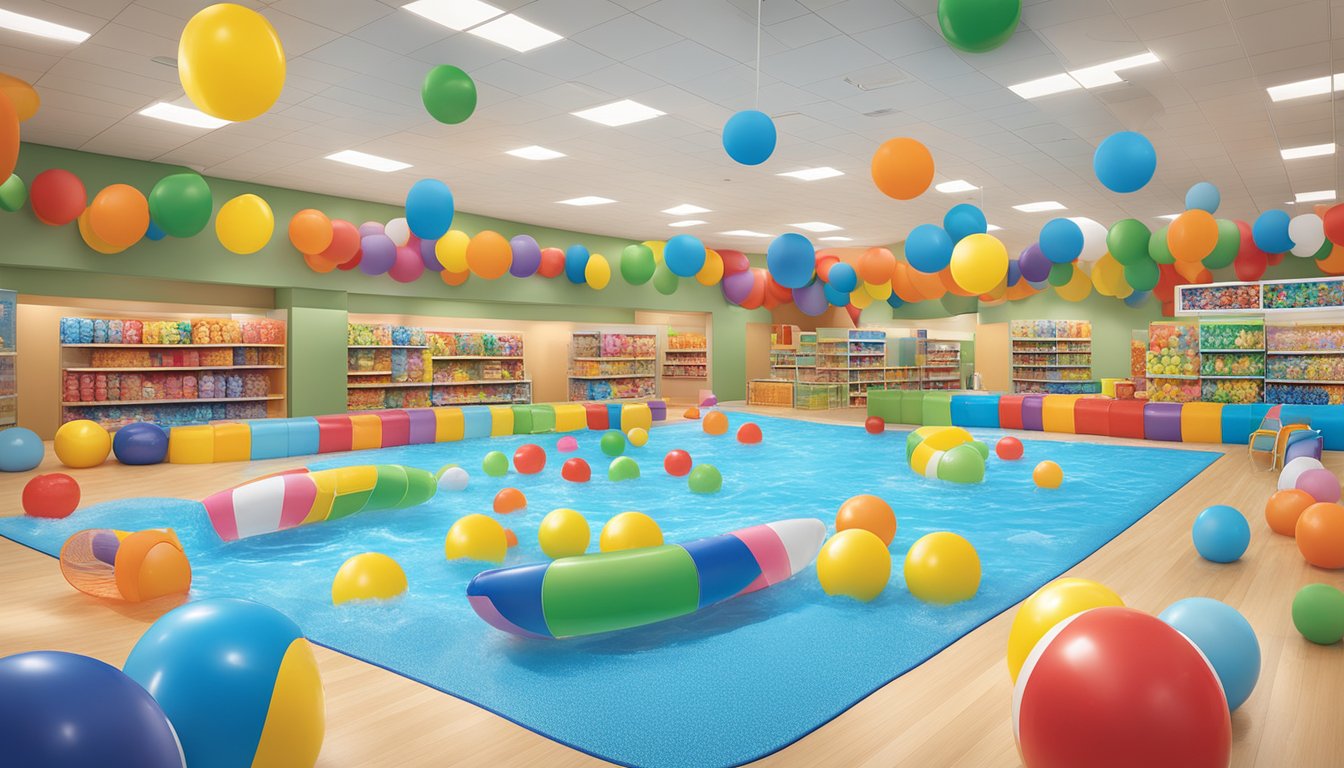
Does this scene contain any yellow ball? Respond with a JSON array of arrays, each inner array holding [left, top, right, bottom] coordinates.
[[215, 193, 274, 254], [1033, 460, 1063, 489], [539, 508, 591, 559], [627, 427, 649, 447], [54, 419, 111, 468], [1005, 577, 1124, 682], [599, 511, 662, 552], [444, 513, 507, 563], [903, 532, 980, 604], [331, 552, 407, 605], [816, 529, 891, 602], [178, 3, 285, 122]]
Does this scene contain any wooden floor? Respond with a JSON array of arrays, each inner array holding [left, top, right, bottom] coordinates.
[[3, 408, 1343, 767]]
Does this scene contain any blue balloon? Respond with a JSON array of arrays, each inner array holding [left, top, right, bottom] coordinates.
[[1192, 504, 1250, 563], [405, 179, 454, 240], [145, 220, 167, 241], [1159, 597, 1260, 711], [766, 233, 816, 289], [1093, 131, 1156, 193], [564, 244, 590, 284], [1123, 289, 1151, 308], [0, 426, 44, 472], [1007, 258, 1022, 287], [1253, 210, 1294, 254], [828, 262, 858, 293], [823, 281, 850, 306], [886, 292, 904, 309], [1040, 218, 1084, 263], [943, 203, 987, 242], [1185, 181, 1220, 214], [664, 234, 707, 277], [722, 109, 777, 166], [906, 224, 954, 273], [112, 422, 168, 466]]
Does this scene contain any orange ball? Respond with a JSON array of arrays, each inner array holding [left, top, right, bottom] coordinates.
[[871, 137, 934, 200], [1297, 502, 1344, 568], [466, 230, 512, 279], [88, 183, 149, 248], [493, 487, 527, 514], [836, 494, 897, 546], [683, 407, 700, 420], [857, 247, 895, 285], [1168, 209, 1218, 263], [288, 208, 333, 254], [703, 410, 728, 436], [737, 422, 762, 444], [504, 528, 518, 548], [1267, 489, 1315, 536]]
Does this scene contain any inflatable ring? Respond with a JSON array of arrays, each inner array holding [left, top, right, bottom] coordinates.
[[60, 528, 191, 602], [906, 426, 987, 484]]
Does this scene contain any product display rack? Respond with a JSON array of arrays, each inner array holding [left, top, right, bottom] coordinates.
[[1146, 321, 1201, 402], [346, 323, 532, 410], [817, 328, 891, 407], [1198, 319, 1264, 404], [568, 331, 658, 401], [1010, 320, 1098, 395], [769, 330, 818, 384], [662, 329, 708, 380], [921, 340, 963, 391], [1264, 322, 1344, 405], [0, 290, 15, 427]]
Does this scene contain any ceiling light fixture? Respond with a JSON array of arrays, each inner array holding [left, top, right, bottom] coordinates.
[[663, 203, 710, 215], [776, 166, 844, 181], [468, 13, 561, 52], [402, 0, 502, 30], [1008, 73, 1082, 100], [986, 224, 1003, 232], [935, 179, 978, 193], [138, 102, 230, 129], [571, 99, 665, 127], [668, 220, 706, 228], [1296, 190, 1336, 203], [1011, 51, 1159, 99], [1267, 73, 1344, 103], [505, 145, 566, 160], [1156, 213, 1180, 220], [0, 8, 90, 42], [325, 150, 412, 172], [792, 221, 842, 232], [558, 196, 616, 206], [1281, 143, 1336, 160], [1012, 201, 1067, 213], [819, 236, 853, 242], [720, 230, 772, 238]]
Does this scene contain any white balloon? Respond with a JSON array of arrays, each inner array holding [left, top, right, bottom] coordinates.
[[1288, 213, 1325, 257], [1069, 216, 1108, 263], [437, 466, 469, 492], [1279, 456, 1325, 491], [386, 217, 411, 247]]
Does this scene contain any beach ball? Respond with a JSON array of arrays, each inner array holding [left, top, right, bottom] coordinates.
[[435, 464, 468, 492], [540, 508, 591, 558], [871, 137, 933, 200], [937, 0, 1020, 52], [54, 419, 111, 468], [702, 410, 729, 435], [1093, 131, 1156, 193], [445, 514, 507, 563], [112, 422, 168, 465], [215, 194, 273, 254], [0, 426, 43, 471], [865, 416, 884, 434], [722, 109, 776, 165], [1292, 583, 1344, 644], [1266, 488, 1314, 535], [1279, 456, 1324, 491], [737, 422, 762, 444], [556, 435, 579, 452], [1033, 460, 1063, 489], [148, 173, 211, 238], [608, 456, 640, 481], [599, 430, 626, 457], [482, 450, 509, 477], [1296, 502, 1344, 569], [1006, 577, 1124, 682], [561, 457, 591, 483], [995, 436, 1023, 460], [664, 449, 692, 476], [1013, 607, 1231, 768], [179, 4, 284, 122], [816, 529, 890, 602], [493, 487, 526, 514], [1191, 505, 1250, 563], [600, 511, 662, 552], [1296, 468, 1341, 503], [903, 532, 980, 604], [22, 473, 80, 518], [835, 494, 896, 546], [1158, 597, 1260, 711], [0, 650, 185, 768], [331, 553, 407, 605], [627, 427, 649, 447], [421, 64, 476, 124], [688, 463, 722, 494], [512, 444, 546, 474], [123, 598, 324, 768]]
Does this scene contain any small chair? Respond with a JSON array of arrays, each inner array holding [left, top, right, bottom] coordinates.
[[1248, 405, 1313, 471]]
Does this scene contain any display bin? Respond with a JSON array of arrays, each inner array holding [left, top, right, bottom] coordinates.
[[795, 382, 844, 410], [1021, 395, 1045, 431], [406, 409, 437, 445], [378, 410, 410, 448], [528, 404, 556, 434], [553, 404, 586, 432], [510, 405, 533, 435], [1144, 402, 1184, 442], [998, 394, 1027, 430], [248, 419, 289, 460], [1074, 400, 1112, 437], [900, 391, 925, 425], [1282, 405, 1344, 450], [213, 423, 251, 462], [747, 380, 793, 407], [867, 390, 902, 423], [1180, 402, 1224, 444], [316, 415, 354, 454], [433, 407, 465, 442], [286, 418, 321, 457], [1042, 395, 1082, 434], [168, 425, 214, 464], [921, 392, 953, 426], [460, 407, 492, 439], [648, 401, 667, 421], [584, 403, 609, 430], [950, 394, 1000, 428], [1108, 400, 1147, 439]]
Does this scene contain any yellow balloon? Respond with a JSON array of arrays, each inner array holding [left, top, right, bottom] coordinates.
[[949, 233, 1008, 294], [696, 248, 725, 286], [76, 208, 126, 255], [215, 193, 274, 254], [627, 427, 649, 447], [54, 419, 111, 468], [1006, 578, 1124, 682], [599, 511, 662, 552], [539, 508, 591, 559], [435, 230, 469, 272], [816, 529, 890, 602], [444, 513, 507, 563], [903, 532, 980, 604], [1090, 252, 1128, 297], [331, 552, 407, 605], [643, 240, 666, 264], [849, 287, 874, 309], [585, 252, 611, 290], [1054, 265, 1093, 302], [863, 280, 892, 300], [178, 3, 286, 121]]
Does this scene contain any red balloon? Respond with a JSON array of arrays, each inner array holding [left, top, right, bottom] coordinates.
[[322, 219, 360, 264], [538, 247, 566, 278], [864, 416, 884, 434], [845, 303, 862, 325], [30, 168, 86, 226], [1233, 220, 1267, 282], [1014, 607, 1231, 768], [737, 422, 762, 444], [995, 436, 1023, 460], [718, 249, 750, 274], [561, 457, 590, 483], [1266, 250, 1285, 266], [739, 268, 767, 310], [22, 472, 81, 518], [337, 249, 362, 271], [388, 245, 425, 283], [815, 252, 841, 282], [513, 444, 546, 474], [764, 273, 793, 303], [762, 291, 782, 310], [1325, 205, 1344, 246], [663, 450, 692, 476]]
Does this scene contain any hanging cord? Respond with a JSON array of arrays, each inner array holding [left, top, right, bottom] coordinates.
[[755, 0, 762, 109]]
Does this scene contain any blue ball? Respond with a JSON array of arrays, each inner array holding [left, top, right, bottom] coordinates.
[[1185, 181, 1220, 214], [113, 422, 168, 466], [564, 244, 590, 284], [145, 220, 167, 241], [1093, 130, 1156, 193], [0, 426, 44, 472], [1007, 258, 1022, 287], [1159, 597, 1260, 711], [1124, 289, 1151, 308], [827, 262, 858, 293], [404, 178, 454, 240], [943, 203, 987, 242], [1040, 218, 1084, 264], [664, 234, 707, 277], [1253, 210, 1294, 254], [766, 232, 816, 289], [823, 281, 850, 306], [886, 292, 904, 309], [0, 650, 184, 768], [722, 109, 776, 166], [1192, 504, 1250, 563], [906, 224, 954, 273]]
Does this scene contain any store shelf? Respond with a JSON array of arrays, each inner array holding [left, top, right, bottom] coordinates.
[[1011, 364, 1090, 369], [65, 365, 284, 372], [63, 395, 284, 406], [0, 351, 15, 356], [431, 355, 523, 360], [1265, 379, 1344, 385], [664, 348, 707, 353], [569, 373, 655, 380], [347, 370, 393, 376], [1147, 374, 1200, 380], [1009, 337, 1091, 341], [348, 381, 433, 389], [62, 343, 284, 348], [1266, 350, 1344, 355], [1202, 375, 1263, 379], [436, 379, 531, 387], [1012, 378, 1097, 383], [923, 376, 962, 382], [1201, 349, 1264, 353], [348, 344, 427, 349], [572, 356, 655, 361], [1012, 349, 1092, 354], [663, 375, 707, 379]]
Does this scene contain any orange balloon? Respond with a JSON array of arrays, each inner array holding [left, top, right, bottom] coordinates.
[[835, 494, 897, 546], [493, 487, 527, 514], [504, 528, 518, 548], [0, 73, 40, 122], [871, 137, 934, 200], [907, 265, 946, 300], [1298, 502, 1344, 568], [303, 251, 337, 273], [1267, 489, 1315, 536], [891, 262, 924, 302], [288, 208, 333, 255], [77, 207, 126, 254], [1173, 259, 1205, 281], [815, 251, 841, 281], [440, 268, 469, 286], [703, 410, 729, 436], [683, 407, 701, 420], [0, 90, 17, 182], [114, 530, 191, 602], [1168, 209, 1218, 263], [1006, 280, 1037, 301], [857, 247, 896, 284], [1318, 244, 1344, 275], [467, 230, 512, 279], [938, 267, 978, 297], [88, 184, 149, 248]]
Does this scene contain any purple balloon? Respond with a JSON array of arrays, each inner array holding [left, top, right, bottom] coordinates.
[[1297, 468, 1342, 503], [722, 269, 755, 305], [389, 245, 425, 283], [1019, 242, 1051, 283], [358, 221, 384, 237], [509, 235, 542, 278], [1007, 259, 1022, 287], [793, 281, 828, 316], [360, 234, 396, 275], [420, 238, 442, 271]]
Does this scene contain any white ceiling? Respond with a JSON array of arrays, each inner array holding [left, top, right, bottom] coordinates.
[[3, 0, 1343, 252]]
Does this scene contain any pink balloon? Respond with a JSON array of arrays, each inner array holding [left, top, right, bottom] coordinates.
[[556, 435, 578, 452], [1297, 468, 1342, 503], [388, 245, 426, 283]]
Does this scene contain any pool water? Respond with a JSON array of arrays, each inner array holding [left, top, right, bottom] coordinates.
[[0, 413, 1219, 768]]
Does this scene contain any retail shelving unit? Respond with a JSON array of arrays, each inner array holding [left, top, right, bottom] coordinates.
[[0, 290, 15, 427], [568, 330, 658, 401], [662, 329, 708, 380], [347, 324, 531, 410], [1010, 320, 1098, 395], [1198, 319, 1264, 404]]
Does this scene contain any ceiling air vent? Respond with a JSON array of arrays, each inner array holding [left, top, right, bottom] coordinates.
[[844, 65, 910, 92]]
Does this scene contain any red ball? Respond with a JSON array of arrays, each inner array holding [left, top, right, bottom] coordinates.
[[29, 168, 87, 226], [513, 443, 546, 474], [865, 416, 885, 434], [22, 472, 81, 519], [664, 450, 692, 477], [996, 436, 1024, 460], [737, 422, 762, 444], [1014, 607, 1231, 768], [561, 457, 590, 483]]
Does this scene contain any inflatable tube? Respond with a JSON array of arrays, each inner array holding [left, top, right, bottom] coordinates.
[[1284, 427, 1324, 464], [203, 464, 437, 541], [60, 528, 191, 602], [906, 426, 987, 483], [467, 518, 826, 639]]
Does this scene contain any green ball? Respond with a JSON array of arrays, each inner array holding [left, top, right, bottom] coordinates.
[[608, 456, 640, 481], [970, 440, 989, 460], [940, 443, 985, 484], [937, 0, 1021, 53], [1047, 261, 1073, 287], [1106, 218, 1152, 266], [620, 243, 656, 285], [688, 464, 722, 494], [422, 65, 477, 125], [148, 173, 212, 238], [1124, 256, 1160, 292], [1149, 224, 1175, 264], [599, 430, 626, 457], [0, 173, 27, 213], [1205, 219, 1240, 269], [482, 451, 509, 477], [653, 261, 679, 295], [1292, 583, 1344, 645]]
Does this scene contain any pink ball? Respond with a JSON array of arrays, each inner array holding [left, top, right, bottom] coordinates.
[[1296, 468, 1341, 503], [556, 435, 578, 453]]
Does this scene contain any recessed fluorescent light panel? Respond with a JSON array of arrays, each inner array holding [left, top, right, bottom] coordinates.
[[986, 224, 1003, 232], [720, 230, 772, 238], [1267, 73, 1344, 103], [819, 236, 853, 242], [325, 150, 412, 172], [1012, 201, 1067, 213], [776, 166, 844, 181], [571, 99, 664, 127], [558, 196, 616, 206], [1008, 73, 1081, 100], [669, 220, 705, 228], [1281, 143, 1336, 160], [506, 145, 565, 160], [0, 8, 90, 42], [138, 102, 230, 129], [402, 0, 502, 30], [468, 13, 561, 52], [663, 204, 710, 216], [792, 221, 842, 232], [1156, 213, 1180, 220], [935, 179, 978, 193], [1011, 51, 1159, 99], [1296, 190, 1336, 203]]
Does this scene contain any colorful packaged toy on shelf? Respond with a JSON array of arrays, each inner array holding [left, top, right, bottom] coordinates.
[[1262, 279, 1344, 311], [569, 331, 658, 402], [1200, 322, 1264, 351], [1267, 324, 1344, 351], [1011, 320, 1097, 394], [347, 324, 531, 409], [1201, 379, 1263, 404], [347, 323, 393, 346], [1178, 284, 1262, 313]]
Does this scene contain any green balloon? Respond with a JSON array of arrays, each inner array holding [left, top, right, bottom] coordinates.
[[0, 173, 26, 213], [422, 65, 477, 125], [1107, 218, 1151, 266], [608, 456, 640, 481], [937, 0, 1021, 53], [1312, 237, 1334, 260], [1292, 583, 1344, 645], [653, 261, 679, 295], [687, 464, 722, 494], [620, 243, 656, 285], [1123, 257, 1160, 292], [940, 443, 985, 484], [148, 173, 212, 238], [1204, 219, 1240, 269], [599, 430, 626, 457], [1149, 225, 1174, 264], [1047, 261, 1073, 287], [482, 450, 509, 477]]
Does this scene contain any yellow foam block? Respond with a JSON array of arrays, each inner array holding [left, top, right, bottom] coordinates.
[[167, 425, 215, 464], [212, 422, 252, 463], [552, 404, 587, 432], [1041, 395, 1083, 434], [1181, 402, 1224, 444], [620, 403, 653, 433], [349, 414, 383, 451], [433, 408, 464, 442], [490, 406, 514, 437]]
